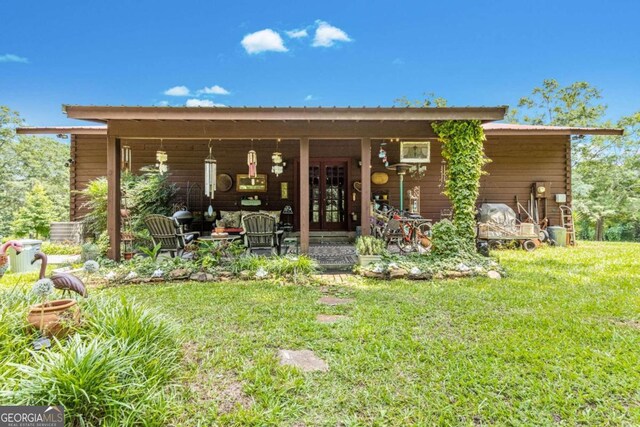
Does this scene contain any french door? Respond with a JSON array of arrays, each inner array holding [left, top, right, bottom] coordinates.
[[309, 160, 348, 231]]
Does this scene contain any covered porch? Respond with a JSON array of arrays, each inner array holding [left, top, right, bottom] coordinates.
[[59, 106, 506, 260]]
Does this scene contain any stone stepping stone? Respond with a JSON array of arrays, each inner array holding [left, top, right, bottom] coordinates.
[[277, 350, 329, 372], [317, 296, 355, 306], [316, 314, 349, 324]]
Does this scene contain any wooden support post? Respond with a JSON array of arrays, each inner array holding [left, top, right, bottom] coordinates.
[[299, 137, 310, 253], [360, 137, 371, 236], [106, 136, 122, 260]]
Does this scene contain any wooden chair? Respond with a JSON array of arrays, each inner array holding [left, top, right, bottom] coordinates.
[[144, 214, 200, 258], [241, 213, 283, 256]]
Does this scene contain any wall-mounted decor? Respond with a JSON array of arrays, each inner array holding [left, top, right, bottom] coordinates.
[[353, 181, 362, 192], [281, 182, 289, 199], [408, 186, 420, 214], [217, 173, 233, 192], [236, 174, 267, 192], [400, 141, 431, 163], [371, 172, 389, 185]]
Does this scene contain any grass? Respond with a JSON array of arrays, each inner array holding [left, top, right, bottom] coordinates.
[[90, 241, 640, 425]]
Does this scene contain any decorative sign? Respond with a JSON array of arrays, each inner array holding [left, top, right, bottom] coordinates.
[[400, 141, 431, 163], [236, 174, 267, 192], [281, 182, 289, 199]]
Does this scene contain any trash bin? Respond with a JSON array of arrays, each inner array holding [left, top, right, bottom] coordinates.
[[8, 239, 42, 273], [547, 227, 567, 247]]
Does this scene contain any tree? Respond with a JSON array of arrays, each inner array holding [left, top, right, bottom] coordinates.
[[394, 92, 448, 107], [0, 105, 70, 236], [11, 182, 56, 238]]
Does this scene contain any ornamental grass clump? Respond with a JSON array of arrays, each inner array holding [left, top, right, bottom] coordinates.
[[0, 290, 181, 427], [355, 236, 387, 256]]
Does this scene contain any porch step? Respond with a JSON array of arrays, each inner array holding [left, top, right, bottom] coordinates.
[[287, 231, 355, 244]]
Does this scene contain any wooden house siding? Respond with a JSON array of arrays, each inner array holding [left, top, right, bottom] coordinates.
[[70, 134, 570, 228]]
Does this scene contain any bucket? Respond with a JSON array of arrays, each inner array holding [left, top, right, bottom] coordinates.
[[8, 239, 42, 273], [547, 226, 567, 247]]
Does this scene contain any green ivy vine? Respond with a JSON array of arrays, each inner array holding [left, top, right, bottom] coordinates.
[[431, 120, 488, 250]]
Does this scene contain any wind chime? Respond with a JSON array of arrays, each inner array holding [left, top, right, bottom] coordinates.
[[121, 145, 132, 172], [438, 159, 447, 189], [378, 141, 389, 167], [271, 139, 285, 177], [204, 140, 217, 217], [247, 140, 258, 185], [155, 139, 168, 175]]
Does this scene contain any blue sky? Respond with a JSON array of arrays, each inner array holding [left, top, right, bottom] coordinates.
[[1, 0, 639, 126]]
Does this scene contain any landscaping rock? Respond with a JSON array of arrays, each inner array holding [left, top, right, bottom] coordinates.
[[317, 296, 355, 306], [388, 267, 408, 279], [362, 270, 385, 279], [316, 314, 349, 324], [487, 270, 502, 280], [169, 268, 190, 280], [239, 270, 252, 280], [277, 349, 329, 372], [189, 272, 215, 282]]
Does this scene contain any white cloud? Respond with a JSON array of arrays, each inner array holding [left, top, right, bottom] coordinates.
[[304, 95, 315, 101], [241, 29, 288, 54], [0, 53, 28, 63], [164, 85, 190, 96], [185, 99, 226, 107], [156, 100, 170, 106], [312, 21, 352, 47], [286, 29, 308, 39], [198, 85, 230, 95]]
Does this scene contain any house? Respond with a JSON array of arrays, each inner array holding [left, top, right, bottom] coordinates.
[[17, 106, 622, 259]]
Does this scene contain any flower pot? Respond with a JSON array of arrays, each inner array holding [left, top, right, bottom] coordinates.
[[123, 252, 134, 260], [358, 255, 382, 267], [27, 299, 80, 338]]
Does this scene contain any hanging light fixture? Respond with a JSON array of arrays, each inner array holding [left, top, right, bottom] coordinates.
[[155, 139, 168, 175], [204, 140, 217, 217], [247, 139, 257, 184], [121, 145, 132, 172], [271, 138, 285, 177]]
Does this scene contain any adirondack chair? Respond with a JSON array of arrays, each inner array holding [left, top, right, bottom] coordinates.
[[241, 213, 283, 256], [144, 214, 200, 258]]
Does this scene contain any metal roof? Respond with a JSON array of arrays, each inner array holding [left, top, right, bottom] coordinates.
[[482, 123, 623, 136], [62, 105, 509, 123]]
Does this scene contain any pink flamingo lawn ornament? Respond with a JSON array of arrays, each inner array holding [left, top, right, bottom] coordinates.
[[31, 251, 87, 298], [0, 240, 23, 279]]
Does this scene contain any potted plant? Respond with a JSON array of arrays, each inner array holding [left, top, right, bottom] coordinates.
[[355, 236, 386, 267], [27, 278, 80, 338]]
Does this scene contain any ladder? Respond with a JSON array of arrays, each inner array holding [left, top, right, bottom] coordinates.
[[559, 205, 577, 246]]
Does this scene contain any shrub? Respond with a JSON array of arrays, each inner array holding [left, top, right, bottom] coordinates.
[[81, 242, 101, 261], [355, 236, 386, 256], [77, 177, 108, 238], [11, 183, 56, 239], [431, 219, 469, 258], [41, 241, 82, 255], [226, 254, 318, 278]]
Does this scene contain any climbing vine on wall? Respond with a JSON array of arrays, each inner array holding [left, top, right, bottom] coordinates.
[[432, 120, 488, 250]]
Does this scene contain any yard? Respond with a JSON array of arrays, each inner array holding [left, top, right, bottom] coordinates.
[[90, 241, 640, 425]]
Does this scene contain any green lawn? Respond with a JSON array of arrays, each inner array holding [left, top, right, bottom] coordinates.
[[94, 241, 640, 426]]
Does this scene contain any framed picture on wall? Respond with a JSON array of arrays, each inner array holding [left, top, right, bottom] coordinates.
[[400, 141, 431, 163], [236, 174, 268, 192]]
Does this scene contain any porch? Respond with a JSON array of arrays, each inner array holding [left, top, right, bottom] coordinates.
[[64, 106, 507, 260]]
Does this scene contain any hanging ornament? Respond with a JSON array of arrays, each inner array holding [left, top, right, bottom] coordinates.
[[378, 142, 388, 167], [121, 145, 132, 172], [155, 139, 168, 174], [204, 140, 217, 198], [271, 139, 285, 177], [409, 163, 427, 178], [247, 143, 258, 184]]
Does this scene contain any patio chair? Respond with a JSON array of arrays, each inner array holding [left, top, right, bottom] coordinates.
[[144, 214, 200, 258], [241, 213, 283, 256]]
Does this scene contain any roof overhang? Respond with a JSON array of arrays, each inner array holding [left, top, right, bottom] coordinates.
[[16, 126, 107, 135], [63, 105, 508, 123], [483, 123, 623, 136]]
